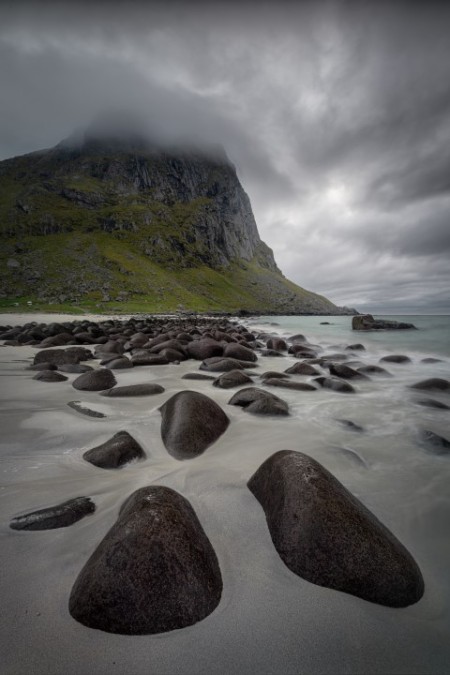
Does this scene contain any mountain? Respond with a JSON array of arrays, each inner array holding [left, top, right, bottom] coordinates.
[[0, 127, 353, 314]]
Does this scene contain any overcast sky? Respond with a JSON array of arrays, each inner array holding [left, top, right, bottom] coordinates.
[[1, 0, 449, 313]]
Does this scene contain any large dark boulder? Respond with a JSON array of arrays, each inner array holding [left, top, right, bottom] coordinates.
[[353, 314, 417, 330], [228, 387, 289, 416], [100, 384, 165, 397], [248, 451, 424, 607], [83, 431, 146, 468], [200, 357, 248, 372], [10, 497, 95, 531], [357, 365, 392, 377], [159, 391, 229, 460], [68, 486, 222, 634], [130, 353, 169, 366], [72, 368, 117, 391]]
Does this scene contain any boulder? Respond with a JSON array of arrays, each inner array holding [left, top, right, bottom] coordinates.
[[32, 370, 68, 382], [100, 384, 165, 397], [260, 371, 290, 380], [159, 391, 229, 460], [223, 343, 257, 362], [353, 315, 417, 330], [181, 373, 216, 381], [83, 431, 146, 468], [68, 486, 222, 634], [33, 348, 87, 366], [228, 387, 289, 416], [186, 339, 223, 360], [410, 378, 450, 391], [379, 355, 412, 364], [72, 369, 116, 391], [213, 370, 254, 389], [200, 357, 247, 372], [266, 337, 287, 351], [415, 399, 450, 410], [10, 497, 95, 531], [284, 362, 320, 376], [248, 450, 424, 607], [27, 362, 57, 371], [107, 357, 134, 369], [314, 377, 356, 393], [263, 378, 317, 392], [346, 343, 365, 351], [329, 363, 369, 380]]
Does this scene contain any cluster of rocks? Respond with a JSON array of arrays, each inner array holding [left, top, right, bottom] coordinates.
[[352, 314, 417, 331], [3, 314, 450, 634]]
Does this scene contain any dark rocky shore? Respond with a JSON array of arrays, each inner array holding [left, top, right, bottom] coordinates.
[[3, 313, 449, 634]]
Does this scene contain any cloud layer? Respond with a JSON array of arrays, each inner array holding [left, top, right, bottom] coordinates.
[[1, 1, 449, 313]]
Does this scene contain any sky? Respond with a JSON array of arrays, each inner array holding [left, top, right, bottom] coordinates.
[[1, 0, 449, 314]]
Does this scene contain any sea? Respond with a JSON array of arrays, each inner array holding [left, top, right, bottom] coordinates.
[[0, 312, 449, 674]]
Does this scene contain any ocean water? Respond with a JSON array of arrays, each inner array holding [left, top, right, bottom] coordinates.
[[0, 313, 449, 674], [246, 314, 450, 358]]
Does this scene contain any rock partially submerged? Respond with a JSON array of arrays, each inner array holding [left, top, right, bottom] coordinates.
[[213, 370, 254, 389], [353, 315, 417, 330], [314, 376, 356, 393], [100, 383, 165, 397], [410, 378, 450, 391], [248, 451, 424, 607], [420, 430, 450, 455], [72, 368, 117, 391], [159, 391, 229, 460], [10, 497, 95, 531], [67, 401, 106, 418], [32, 370, 68, 382], [69, 486, 222, 634], [83, 431, 146, 468], [228, 387, 289, 416]]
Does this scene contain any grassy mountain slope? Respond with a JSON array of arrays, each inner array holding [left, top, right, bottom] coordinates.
[[0, 137, 348, 314]]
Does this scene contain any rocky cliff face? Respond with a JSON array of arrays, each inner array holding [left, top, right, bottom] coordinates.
[[0, 130, 351, 314]]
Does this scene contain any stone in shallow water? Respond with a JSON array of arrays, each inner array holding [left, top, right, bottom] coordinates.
[[213, 370, 253, 389], [67, 401, 106, 418], [72, 368, 116, 391], [100, 383, 164, 397], [10, 497, 95, 531], [410, 378, 450, 391], [415, 398, 450, 410], [83, 431, 146, 468], [248, 450, 424, 607], [228, 387, 289, 416], [284, 362, 320, 376], [314, 376, 356, 393], [181, 373, 216, 381], [263, 378, 317, 392], [379, 354, 412, 364], [68, 486, 222, 634], [159, 391, 229, 460], [32, 370, 68, 382]]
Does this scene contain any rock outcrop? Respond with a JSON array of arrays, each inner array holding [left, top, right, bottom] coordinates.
[[353, 315, 416, 330], [69, 486, 222, 634]]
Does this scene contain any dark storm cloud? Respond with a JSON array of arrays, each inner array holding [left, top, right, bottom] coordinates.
[[1, 0, 449, 311]]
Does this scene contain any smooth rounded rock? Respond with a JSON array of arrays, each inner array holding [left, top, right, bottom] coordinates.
[[213, 370, 254, 389], [263, 378, 317, 392], [10, 497, 95, 531], [159, 391, 229, 460], [68, 486, 222, 635], [228, 387, 289, 416], [284, 362, 320, 376], [248, 450, 424, 607], [314, 376, 356, 393], [32, 370, 68, 382], [410, 378, 450, 391], [223, 343, 257, 362], [100, 384, 165, 397], [415, 398, 450, 410], [329, 363, 369, 380], [83, 431, 146, 468], [72, 369, 116, 391], [379, 355, 412, 364], [67, 401, 106, 418]]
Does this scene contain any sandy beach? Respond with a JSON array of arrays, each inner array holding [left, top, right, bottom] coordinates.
[[1, 313, 449, 674]]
